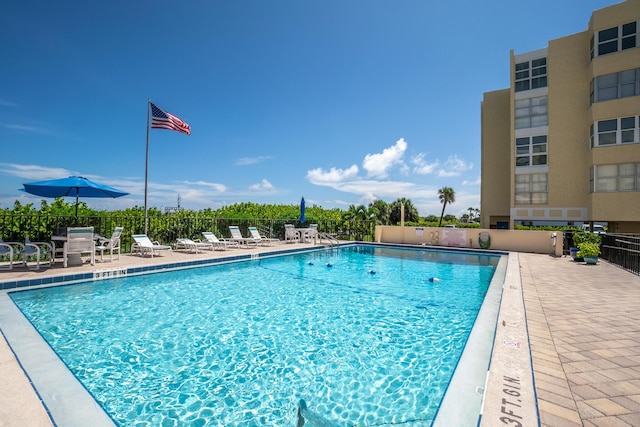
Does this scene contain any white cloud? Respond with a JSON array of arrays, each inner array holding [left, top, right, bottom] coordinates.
[[362, 138, 407, 178], [306, 165, 359, 185], [248, 179, 275, 192], [182, 180, 228, 193], [411, 153, 439, 175], [1, 124, 57, 136], [462, 176, 481, 185], [437, 155, 473, 177], [235, 156, 272, 166], [0, 163, 74, 180]]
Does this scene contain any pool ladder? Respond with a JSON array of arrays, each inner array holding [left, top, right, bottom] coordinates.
[[319, 232, 339, 247]]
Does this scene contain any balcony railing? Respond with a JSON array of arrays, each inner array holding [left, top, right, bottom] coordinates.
[[600, 233, 640, 276]]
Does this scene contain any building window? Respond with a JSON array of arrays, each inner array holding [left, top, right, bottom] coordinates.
[[516, 135, 547, 167], [592, 68, 640, 102], [593, 21, 638, 58], [515, 96, 548, 129], [515, 173, 548, 204], [592, 116, 640, 146], [515, 58, 547, 92], [592, 163, 640, 192]]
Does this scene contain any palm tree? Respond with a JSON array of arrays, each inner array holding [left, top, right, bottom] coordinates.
[[437, 187, 456, 227], [368, 199, 390, 225], [389, 198, 419, 225], [342, 204, 377, 240]]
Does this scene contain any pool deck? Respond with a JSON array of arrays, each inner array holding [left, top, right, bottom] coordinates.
[[1, 246, 639, 426]]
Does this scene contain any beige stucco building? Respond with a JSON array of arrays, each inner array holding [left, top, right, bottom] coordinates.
[[481, 0, 640, 232]]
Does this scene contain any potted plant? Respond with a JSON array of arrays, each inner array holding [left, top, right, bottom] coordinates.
[[577, 241, 601, 264], [571, 230, 601, 261], [570, 230, 587, 261]]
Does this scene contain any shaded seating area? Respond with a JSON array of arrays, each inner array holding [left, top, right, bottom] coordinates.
[[95, 226, 123, 262], [248, 227, 280, 246], [174, 238, 213, 253], [131, 235, 172, 257], [201, 232, 239, 250]]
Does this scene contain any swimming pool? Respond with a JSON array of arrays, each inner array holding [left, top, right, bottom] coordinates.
[[9, 245, 502, 426]]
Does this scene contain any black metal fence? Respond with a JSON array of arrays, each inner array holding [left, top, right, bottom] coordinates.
[[0, 214, 376, 253], [600, 233, 640, 276]]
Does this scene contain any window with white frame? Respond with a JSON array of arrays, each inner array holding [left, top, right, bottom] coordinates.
[[592, 21, 638, 58], [591, 116, 640, 147], [515, 96, 548, 129], [516, 135, 548, 167], [592, 163, 640, 192], [515, 173, 548, 204], [592, 68, 640, 102], [515, 57, 547, 92]]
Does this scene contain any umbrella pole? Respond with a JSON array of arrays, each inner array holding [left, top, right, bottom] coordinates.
[[75, 190, 79, 224]]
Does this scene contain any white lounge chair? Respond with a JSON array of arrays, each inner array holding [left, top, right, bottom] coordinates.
[[131, 234, 173, 257], [175, 238, 213, 253], [248, 227, 280, 246], [228, 226, 258, 246], [201, 232, 239, 250], [64, 227, 95, 268], [95, 226, 123, 262], [284, 224, 300, 243]]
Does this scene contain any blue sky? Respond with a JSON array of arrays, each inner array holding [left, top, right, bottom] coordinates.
[[0, 0, 616, 217]]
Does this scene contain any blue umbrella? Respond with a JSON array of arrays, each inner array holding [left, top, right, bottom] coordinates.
[[299, 197, 306, 223], [23, 176, 129, 218]]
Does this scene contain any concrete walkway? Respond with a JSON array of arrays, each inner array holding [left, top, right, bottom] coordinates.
[[1, 248, 639, 425], [520, 253, 640, 427]]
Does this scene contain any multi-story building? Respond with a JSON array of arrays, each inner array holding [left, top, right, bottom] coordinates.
[[481, 0, 640, 232]]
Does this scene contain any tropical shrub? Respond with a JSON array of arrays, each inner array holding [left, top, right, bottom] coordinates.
[[577, 242, 601, 257]]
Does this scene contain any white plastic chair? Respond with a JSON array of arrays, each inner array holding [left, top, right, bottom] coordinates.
[[284, 224, 300, 243], [228, 226, 258, 246], [95, 226, 123, 262], [201, 232, 239, 250], [63, 227, 95, 268], [131, 234, 172, 257], [24, 238, 54, 270], [248, 227, 280, 246], [0, 239, 19, 270], [303, 224, 319, 243], [175, 238, 213, 253]]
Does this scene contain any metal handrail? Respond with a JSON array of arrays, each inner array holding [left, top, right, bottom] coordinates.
[[319, 232, 340, 247]]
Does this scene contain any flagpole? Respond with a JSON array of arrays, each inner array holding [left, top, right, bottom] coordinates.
[[144, 99, 151, 235]]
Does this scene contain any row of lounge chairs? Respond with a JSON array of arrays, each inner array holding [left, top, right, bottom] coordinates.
[[132, 227, 282, 257], [1, 224, 317, 269]]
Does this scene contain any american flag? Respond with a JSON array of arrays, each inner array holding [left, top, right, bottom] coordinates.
[[150, 102, 191, 135]]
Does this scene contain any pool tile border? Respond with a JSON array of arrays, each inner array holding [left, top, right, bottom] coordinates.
[[2, 243, 508, 292]]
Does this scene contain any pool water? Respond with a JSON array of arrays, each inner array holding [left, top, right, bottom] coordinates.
[[11, 245, 499, 426]]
